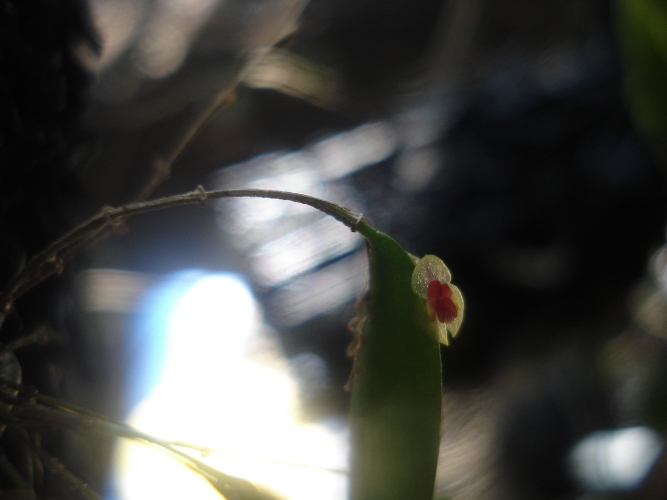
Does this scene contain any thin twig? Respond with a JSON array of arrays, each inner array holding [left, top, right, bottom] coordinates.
[[0, 188, 363, 318], [170, 440, 348, 475], [35, 448, 102, 500], [3, 397, 261, 499], [134, 47, 276, 202], [4, 381, 347, 479], [0, 325, 65, 356], [0, 448, 34, 497], [0, 28, 303, 328]]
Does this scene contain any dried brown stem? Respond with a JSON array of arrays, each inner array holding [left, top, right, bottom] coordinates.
[[3, 390, 261, 499], [35, 448, 102, 500], [0, 325, 65, 356], [134, 48, 274, 202], [0, 187, 362, 326]]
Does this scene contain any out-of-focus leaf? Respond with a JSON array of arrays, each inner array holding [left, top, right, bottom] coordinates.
[[615, 0, 667, 163]]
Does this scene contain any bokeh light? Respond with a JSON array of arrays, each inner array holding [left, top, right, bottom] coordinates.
[[110, 272, 348, 500], [569, 426, 663, 492]]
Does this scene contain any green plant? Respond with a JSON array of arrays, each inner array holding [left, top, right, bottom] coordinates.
[[0, 186, 463, 499]]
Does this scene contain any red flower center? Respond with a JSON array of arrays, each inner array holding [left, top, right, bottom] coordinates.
[[427, 280, 458, 323]]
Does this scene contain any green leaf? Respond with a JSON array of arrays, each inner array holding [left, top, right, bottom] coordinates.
[[615, 0, 667, 165], [348, 222, 443, 500]]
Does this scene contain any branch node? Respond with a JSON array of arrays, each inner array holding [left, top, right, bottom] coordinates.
[[101, 206, 122, 228], [194, 185, 208, 206], [54, 258, 64, 276], [352, 213, 365, 232]]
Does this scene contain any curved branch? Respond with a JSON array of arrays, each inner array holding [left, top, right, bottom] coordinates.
[[0, 188, 364, 322]]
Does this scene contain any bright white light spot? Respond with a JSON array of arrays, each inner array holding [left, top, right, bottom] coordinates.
[[112, 272, 348, 500], [159, 275, 257, 386], [570, 426, 663, 492]]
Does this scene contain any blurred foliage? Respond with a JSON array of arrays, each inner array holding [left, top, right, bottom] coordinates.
[[615, 0, 667, 164]]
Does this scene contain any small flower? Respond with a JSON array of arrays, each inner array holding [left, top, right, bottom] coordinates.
[[410, 254, 464, 345]]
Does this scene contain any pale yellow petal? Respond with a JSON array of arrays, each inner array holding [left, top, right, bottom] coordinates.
[[411, 254, 452, 299], [447, 284, 464, 337]]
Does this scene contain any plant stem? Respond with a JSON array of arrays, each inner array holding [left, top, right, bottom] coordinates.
[[133, 49, 269, 202], [0, 187, 364, 330], [3, 394, 260, 499], [36, 448, 102, 500]]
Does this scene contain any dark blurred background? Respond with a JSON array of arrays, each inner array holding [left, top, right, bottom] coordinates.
[[3, 0, 667, 498]]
